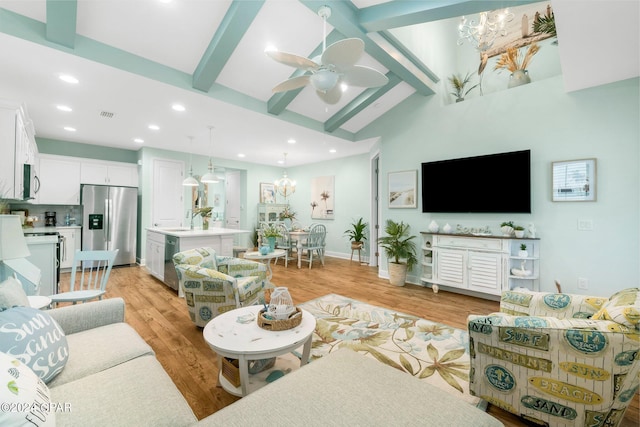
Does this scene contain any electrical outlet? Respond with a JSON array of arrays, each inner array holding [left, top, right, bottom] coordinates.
[[578, 278, 588, 290], [577, 219, 593, 231]]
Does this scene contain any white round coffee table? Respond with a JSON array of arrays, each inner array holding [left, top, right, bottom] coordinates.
[[244, 249, 286, 282], [203, 304, 316, 397]]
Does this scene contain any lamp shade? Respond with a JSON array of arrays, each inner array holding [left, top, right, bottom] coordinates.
[[310, 69, 339, 92], [0, 215, 30, 260]]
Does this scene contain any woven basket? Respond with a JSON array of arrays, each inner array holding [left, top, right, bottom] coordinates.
[[257, 307, 302, 331], [221, 357, 241, 388]]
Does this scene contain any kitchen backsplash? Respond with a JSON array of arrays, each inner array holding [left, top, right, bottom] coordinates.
[[9, 203, 80, 227]]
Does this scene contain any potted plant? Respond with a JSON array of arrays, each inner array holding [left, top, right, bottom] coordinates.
[[344, 217, 367, 250], [494, 42, 540, 88], [262, 224, 282, 252], [377, 219, 418, 287], [513, 225, 525, 238], [194, 207, 212, 230], [518, 243, 528, 258], [448, 72, 478, 102], [500, 221, 515, 236]]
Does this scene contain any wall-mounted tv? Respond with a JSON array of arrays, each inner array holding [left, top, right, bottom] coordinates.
[[421, 150, 531, 213]]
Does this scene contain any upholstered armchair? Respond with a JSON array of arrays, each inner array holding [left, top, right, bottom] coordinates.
[[173, 247, 269, 327], [468, 288, 639, 427]]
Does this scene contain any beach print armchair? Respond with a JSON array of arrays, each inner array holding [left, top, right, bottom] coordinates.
[[173, 247, 269, 327], [468, 288, 640, 427]]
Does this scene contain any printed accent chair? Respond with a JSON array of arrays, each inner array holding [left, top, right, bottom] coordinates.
[[173, 247, 269, 327], [468, 288, 640, 427]]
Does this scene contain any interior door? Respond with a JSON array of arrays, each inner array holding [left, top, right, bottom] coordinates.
[[152, 158, 184, 228], [225, 171, 241, 230]]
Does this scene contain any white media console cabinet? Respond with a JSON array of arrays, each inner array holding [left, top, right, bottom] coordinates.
[[420, 232, 540, 299]]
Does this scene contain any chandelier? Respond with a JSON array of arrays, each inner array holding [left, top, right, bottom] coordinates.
[[457, 9, 514, 52], [274, 153, 296, 200]]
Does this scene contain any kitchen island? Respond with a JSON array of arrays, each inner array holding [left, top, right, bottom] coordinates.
[[145, 227, 251, 293]]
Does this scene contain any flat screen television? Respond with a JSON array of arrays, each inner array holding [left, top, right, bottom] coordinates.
[[421, 150, 531, 213]]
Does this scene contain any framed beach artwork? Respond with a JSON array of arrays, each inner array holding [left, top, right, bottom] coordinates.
[[388, 170, 417, 208], [552, 158, 597, 202], [311, 176, 335, 219], [260, 182, 276, 204]]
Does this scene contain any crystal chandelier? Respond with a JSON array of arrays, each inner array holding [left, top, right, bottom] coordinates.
[[457, 9, 514, 52], [274, 153, 296, 200]]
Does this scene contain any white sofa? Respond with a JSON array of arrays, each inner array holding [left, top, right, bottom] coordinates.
[[41, 298, 502, 426]]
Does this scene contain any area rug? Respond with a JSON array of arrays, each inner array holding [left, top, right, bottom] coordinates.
[[298, 293, 484, 408]]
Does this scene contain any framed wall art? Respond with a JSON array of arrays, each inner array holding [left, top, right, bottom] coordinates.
[[260, 182, 276, 204], [552, 158, 597, 202], [388, 170, 417, 208], [311, 175, 335, 219]]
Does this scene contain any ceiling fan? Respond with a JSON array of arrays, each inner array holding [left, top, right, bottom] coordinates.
[[266, 5, 388, 105]]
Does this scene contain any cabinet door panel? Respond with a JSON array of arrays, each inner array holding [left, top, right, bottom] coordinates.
[[38, 157, 81, 204], [468, 252, 502, 293], [437, 249, 465, 287]]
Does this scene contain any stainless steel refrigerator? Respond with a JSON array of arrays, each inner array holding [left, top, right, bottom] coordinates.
[[82, 185, 137, 266]]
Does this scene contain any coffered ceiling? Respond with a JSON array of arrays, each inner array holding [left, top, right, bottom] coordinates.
[[0, 0, 637, 166]]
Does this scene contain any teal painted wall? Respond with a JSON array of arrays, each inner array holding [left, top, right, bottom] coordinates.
[[359, 75, 639, 296]]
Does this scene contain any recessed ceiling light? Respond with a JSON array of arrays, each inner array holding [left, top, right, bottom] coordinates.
[[56, 105, 72, 112], [59, 74, 79, 84], [329, 149, 337, 153], [287, 139, 296, 144], [238, 153, 246, 158], [277, 160, 284, 164], [134, 138, 144, 144], [64, 126, 76, 132], [148, 124, 160, 130], [172, 104, 185, 112]]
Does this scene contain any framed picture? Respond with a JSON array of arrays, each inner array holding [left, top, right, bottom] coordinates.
[[311, 176, 335, 219], [260, 182, 276, 204], [388, 170, 417, 208], [552, 158, 597, 202]]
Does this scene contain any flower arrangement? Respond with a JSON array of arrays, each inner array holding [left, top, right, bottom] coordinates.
[[494, 42, 540, 72], [279, 205, 296, 221], [262, 224, 282, 238], [194, 207, 212, 218]]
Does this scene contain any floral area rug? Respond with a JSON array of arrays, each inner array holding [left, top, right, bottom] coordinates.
[[298, 294, 484, 408]]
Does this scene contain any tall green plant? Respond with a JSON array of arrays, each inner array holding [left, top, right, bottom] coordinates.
[[344, 217, 367, 242], [377, 219, 418, 270]]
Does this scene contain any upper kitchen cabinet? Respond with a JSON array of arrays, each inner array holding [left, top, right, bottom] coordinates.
[[37, 154, 81, 205], [0, 100, 37, 200], [81, 160, 138, 187]]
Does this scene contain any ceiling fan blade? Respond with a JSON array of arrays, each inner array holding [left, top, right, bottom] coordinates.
[[342, 65, 388, 88], [321, 38, 364, 70], [266, 50, 318, 71], [272, 75, 310, 93], [316, 84, 342, 105]]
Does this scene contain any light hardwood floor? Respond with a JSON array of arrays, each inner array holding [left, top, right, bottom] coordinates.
[[59, 257, 639, 426]]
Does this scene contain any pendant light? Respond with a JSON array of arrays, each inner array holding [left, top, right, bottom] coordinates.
[[274, 152, 296, 200], [200, 126, 219, 183], [182, 136, 199, 186]]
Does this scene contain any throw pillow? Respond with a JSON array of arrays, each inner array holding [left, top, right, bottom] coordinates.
[[0, 307, 69, 384], [0, 351, 55, 426], [0, 276, 30, 311], [592, 288, 640, 328]]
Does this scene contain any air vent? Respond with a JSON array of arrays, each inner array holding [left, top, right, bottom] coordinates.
[[99, 111, 115, 118]]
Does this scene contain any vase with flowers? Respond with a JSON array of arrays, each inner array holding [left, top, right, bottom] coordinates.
[[494, 42, 540, 88], [448, 72, 478, 102], [278, 205, 296, 229]]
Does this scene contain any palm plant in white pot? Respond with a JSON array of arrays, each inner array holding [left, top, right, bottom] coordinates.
[[377, 220, 418, 287]]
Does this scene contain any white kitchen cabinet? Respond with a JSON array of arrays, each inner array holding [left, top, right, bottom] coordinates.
[[37, 155, 82, 205], [0, 100, 37, 199], [146, 230, 165, 281], [81, 160, 138, 187], [24, 235, 57, 297], [421, 232, 540, 298], [58, 227, 81, 270]]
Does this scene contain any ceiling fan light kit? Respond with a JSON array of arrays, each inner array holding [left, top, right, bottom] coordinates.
[[266, 5, 388, 104]]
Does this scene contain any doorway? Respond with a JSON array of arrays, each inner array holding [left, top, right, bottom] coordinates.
[[370, 152, 380, 268]]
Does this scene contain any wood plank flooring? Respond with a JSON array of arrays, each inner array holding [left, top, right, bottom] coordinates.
[[59, 257, 638, 426]]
